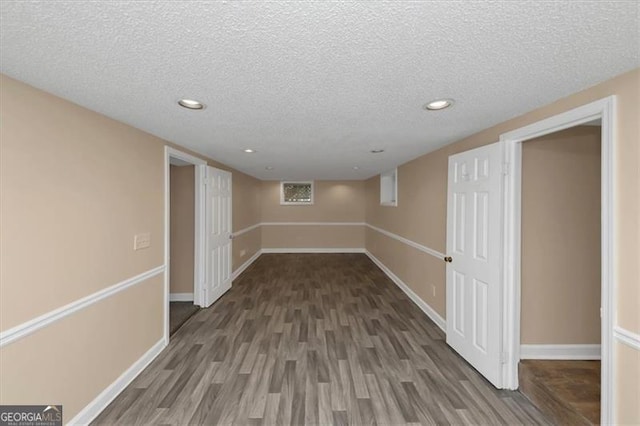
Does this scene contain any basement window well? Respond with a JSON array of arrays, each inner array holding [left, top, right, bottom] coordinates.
[[380, 168, 397, 206], [280, 181, 314, 205]]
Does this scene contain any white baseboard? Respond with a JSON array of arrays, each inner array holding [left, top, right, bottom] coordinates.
[[520, 344, 601, 360], [232, 249, 262, 280], [169, 293, 194, 302], [365, 250, 446, 333], [261, 248, 366, 254], [68, 338, 166, 425]]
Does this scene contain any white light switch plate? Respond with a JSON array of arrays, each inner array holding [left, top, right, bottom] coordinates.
[[134, 233, 151, 250]]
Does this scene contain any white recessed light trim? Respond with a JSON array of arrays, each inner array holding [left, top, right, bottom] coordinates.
[[353, 166, 360, 170], [265, 166, 274, 170], [243, 149, 256, 153], [370, 149, 385, 154], [178, 99, 205, 110], [424, 98, 454, 111]]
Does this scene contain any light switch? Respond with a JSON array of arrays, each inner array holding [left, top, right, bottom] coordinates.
[[134, 233, 151, 250]]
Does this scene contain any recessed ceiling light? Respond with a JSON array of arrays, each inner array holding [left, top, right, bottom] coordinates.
[[178, 99, 205, 110], [424, 98, 454, 111], [243, 149, 256, 153], [265, 166, 274, 170], [353, 166, 360, 170], [370, 149, 385, 154]]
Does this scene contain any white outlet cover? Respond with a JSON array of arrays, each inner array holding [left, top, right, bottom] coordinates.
[[134, 233, 151, 250]]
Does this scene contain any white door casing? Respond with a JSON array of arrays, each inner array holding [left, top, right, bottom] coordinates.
[[446, 141, 503, 387], [499, 96, 615, 424], [204, 166, 232, 307]]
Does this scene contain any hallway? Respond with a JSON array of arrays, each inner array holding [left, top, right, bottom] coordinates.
[[94, 254, 549, 425]]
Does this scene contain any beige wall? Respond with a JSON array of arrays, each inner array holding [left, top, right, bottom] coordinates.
[[0, 74, 262, 421], [231, 170, 262, 269], [169, 165, 195, 294], [616, 342, 640, 424], [365, 150, 449, 318], [263, 225, 365, 249], [0, 75, 165, 331], [365, 68, 639, 421], [0, 275, 163, 418], [0, 74, 167, 421], [521, 126, 601, 344], [261, 180, 365, 249]]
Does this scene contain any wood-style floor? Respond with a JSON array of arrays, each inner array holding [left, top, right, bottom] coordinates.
[[93, 253, 550, 425], [169, 302, 200, 336], [520, 360, 600, 425]]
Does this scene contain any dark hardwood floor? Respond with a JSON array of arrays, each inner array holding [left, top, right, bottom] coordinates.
[[520, 360, 600, 425], [94, 253, 550, 425]]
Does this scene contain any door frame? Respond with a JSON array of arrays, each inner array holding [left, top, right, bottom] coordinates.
[[164, 146, 208, 344], [499, 96, 616, 424]]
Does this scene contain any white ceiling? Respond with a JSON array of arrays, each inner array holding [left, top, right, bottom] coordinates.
[[1, 1, 638, 180]]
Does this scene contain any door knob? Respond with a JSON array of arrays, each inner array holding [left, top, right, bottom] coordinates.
[[444, 256, 453, 263]]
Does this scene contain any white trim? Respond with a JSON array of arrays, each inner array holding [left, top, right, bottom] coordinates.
[[169, 293, 194, 302], [165, 146, 208, 346], [365, 250, 446, 333], [500, 96, 616, 425], [232, 249, 262, 280], [0, 266, 165, 348], [193, 163, 206, 309], [613, 326, 640, 350], [262, 222, 365, 226], [520, 344, 601, 360], [259, 222, 447, 262], [262, 248, 366, 254], [233, 223, 262, 237], [67, 338, 165, 425], [366, 223, 445, 259]]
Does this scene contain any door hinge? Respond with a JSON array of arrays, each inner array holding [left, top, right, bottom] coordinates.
[[502, 162, 510, 176], [500, 352, 508, 364]]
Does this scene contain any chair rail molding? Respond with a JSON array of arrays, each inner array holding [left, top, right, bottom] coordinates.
[[613, 326, 640, 350], [0, 265, 165, 348], [366, 223, 446, 260]]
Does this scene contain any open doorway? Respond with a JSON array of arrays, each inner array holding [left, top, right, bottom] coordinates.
[[518, 123, 602, 424], [164, 147, 207, 342], [169, 158, 199, 335], [501, 96, 615, 424]]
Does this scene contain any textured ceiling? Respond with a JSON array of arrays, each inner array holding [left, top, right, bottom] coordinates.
[[1, 1, 638, 180]]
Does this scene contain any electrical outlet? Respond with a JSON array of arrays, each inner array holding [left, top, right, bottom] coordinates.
[[432, 284, 436, 297], [240, 249, 246, 257], [134, 233, 151, 250]]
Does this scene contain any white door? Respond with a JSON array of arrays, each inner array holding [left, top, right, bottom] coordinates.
[[204, 166, 232, 307], [446, 142, 503, 387]]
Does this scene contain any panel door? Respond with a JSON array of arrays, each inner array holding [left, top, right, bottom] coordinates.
[[204, 166, 232, 307], [446, 142, 503, 387]]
